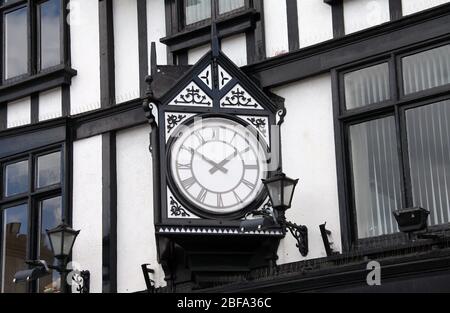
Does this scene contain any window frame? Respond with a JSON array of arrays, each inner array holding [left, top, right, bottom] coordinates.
[[0, 0, 75, 104], [0, 143, 66, 293], [162, 0, 263, 64], [335, 38, 450, 249]]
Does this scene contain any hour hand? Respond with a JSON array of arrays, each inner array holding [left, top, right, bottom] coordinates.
[[190, 148, 228, 174]]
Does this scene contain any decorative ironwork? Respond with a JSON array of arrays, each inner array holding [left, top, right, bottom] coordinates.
[[284, 221, 308, 257], [220, 84, 263, 110], [72, 270, 90, 294], [170, 196, 191, 217], [218, 65, 232, 90], [276, 107, 287, 126], [198, 65, 212, 89], [172, 82, 212, 106], [247, 117, 267, 136], [166, 114, 187, 133]]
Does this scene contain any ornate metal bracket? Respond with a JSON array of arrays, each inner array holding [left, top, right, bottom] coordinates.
[[71, 270, 90, 293], [283, 220, 308, 257]]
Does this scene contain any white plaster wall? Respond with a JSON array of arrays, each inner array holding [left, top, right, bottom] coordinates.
[[188, 44, 210, 65], [72, 136, 103, 293], [70, 0, 101, 115], [39, 87, 62, 122], [116, 125, 166, 292], [298, 0, 333, 48], [114, 0, 140, 104], [344, 0, 390, 34], [264, 0, 289, 57], [272, 74, 341, 264], [147, 0, 167, 70], [221, 33, 247, 67], [7, 97, 30, 128], [402, 0, 449, 15]]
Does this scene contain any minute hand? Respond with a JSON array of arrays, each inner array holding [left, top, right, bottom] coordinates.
[[209, 147, 250, 174], [190, 148, 228, 174]]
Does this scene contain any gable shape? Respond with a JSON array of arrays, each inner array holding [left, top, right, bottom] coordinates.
[[159, 50, 280, 113]]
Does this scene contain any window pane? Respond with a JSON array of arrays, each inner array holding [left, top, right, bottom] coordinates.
[[402, 45, 450, 95], [185, 0, 210, 25], [37, 151, 61, 188], [4, 160, 29, 197], [406, 100, 450, 226], [344, 63, 390, 110], [350, 117, 402, 238], [39, 0, 61, 70], [4, 6, 28, 80], [2, 204, 28, 293], [219, 0, 244, 14], [38, 197, 62, 293]]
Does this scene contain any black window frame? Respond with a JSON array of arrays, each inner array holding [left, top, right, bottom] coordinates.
[[0, 0, 75, 104], [335, 37, 450, 250], [162, 0, 264, 64], [0, 143, 66, 293]]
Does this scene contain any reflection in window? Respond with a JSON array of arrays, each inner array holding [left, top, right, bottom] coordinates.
[[39, 0, 61, 70], [185, 0, 211, 25], [218, 0, 244, 14], [5, 160, 29, 197], [1, 204, 28, 293], [37, 152, 61, 188], [39, 197, 62, 293], [344, 63, 390, 110], [402, 45, 450, 95], [4, 6, 28, 80], [350, 117, 402, 238], [406, 100, 450, 226]]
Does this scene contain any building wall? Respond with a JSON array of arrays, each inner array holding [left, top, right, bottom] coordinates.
[[402, 0, 450, 15], [264, 0, 289, 57], [39, 88, 62, 122], [114, 0, 140, 104], [70, 0, 101, 115], [272, 74, 341, 264], [6, 97, 30, 129], [72, 135, 103, 293], [298, 0, 333, 48], [344, 0, 390, 34], [116, 125, 166, 292], [147, 0, 167, 69]]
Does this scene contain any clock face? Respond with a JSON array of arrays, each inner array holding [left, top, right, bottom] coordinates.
[[169, 117, 268, 214]]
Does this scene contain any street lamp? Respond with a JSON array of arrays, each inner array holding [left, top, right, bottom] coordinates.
[[262, 172, 308, 257], [46, 221, 80, 292]]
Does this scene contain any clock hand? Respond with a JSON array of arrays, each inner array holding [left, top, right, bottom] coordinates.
[[209, 147, 250, 174], [189, 148, 228, 174]]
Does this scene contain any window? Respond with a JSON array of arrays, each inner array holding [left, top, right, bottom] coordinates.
[[0, 148, 64, 293], [339, 42, 450, 242], [1, 0, 64, 82], [184, 0, 245, 26]]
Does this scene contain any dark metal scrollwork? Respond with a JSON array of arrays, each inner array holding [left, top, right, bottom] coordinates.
[[166, 114, 187, 133], [247, 117, 267, 136], [170, 196, 191, 217], [174, 86, 211, 106], [284, 221, 308, 257], [222, 88, 258, 108], [72, 270, 90, 294]]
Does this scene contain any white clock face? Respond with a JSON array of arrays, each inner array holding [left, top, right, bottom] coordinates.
[[169, 117, 268, 214]]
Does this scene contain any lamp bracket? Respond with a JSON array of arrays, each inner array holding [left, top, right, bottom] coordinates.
[[284, 220, 308, 257]]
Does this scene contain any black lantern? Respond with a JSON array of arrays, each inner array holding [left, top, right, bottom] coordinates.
[[46, 221, 80, 260], [263, 172, 299, 211]]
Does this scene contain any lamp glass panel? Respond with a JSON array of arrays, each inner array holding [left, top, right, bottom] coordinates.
[[62, 232, 76, 256], [283, 181, 296, 207], [49, 231, 62, 256], [266, 180, 282, 207]]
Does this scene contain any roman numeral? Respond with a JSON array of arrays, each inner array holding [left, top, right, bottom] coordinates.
[[197, 188, 208, 203], [217, 193, 224, 208], [181, 176, 196, 190], [181, 145, 194, 154], [211, 127, 220, 140], [177, 163, 192, 170], [193, 131, 206, 144], [239, 147, 251, 154], [241, 179, 256, 190], [230, 132, 237, 143], [244, 164, 258, 170], [233, 191, 243, 203]]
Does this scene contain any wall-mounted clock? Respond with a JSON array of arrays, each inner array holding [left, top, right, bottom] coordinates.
[[168, 116, 268, 216]]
